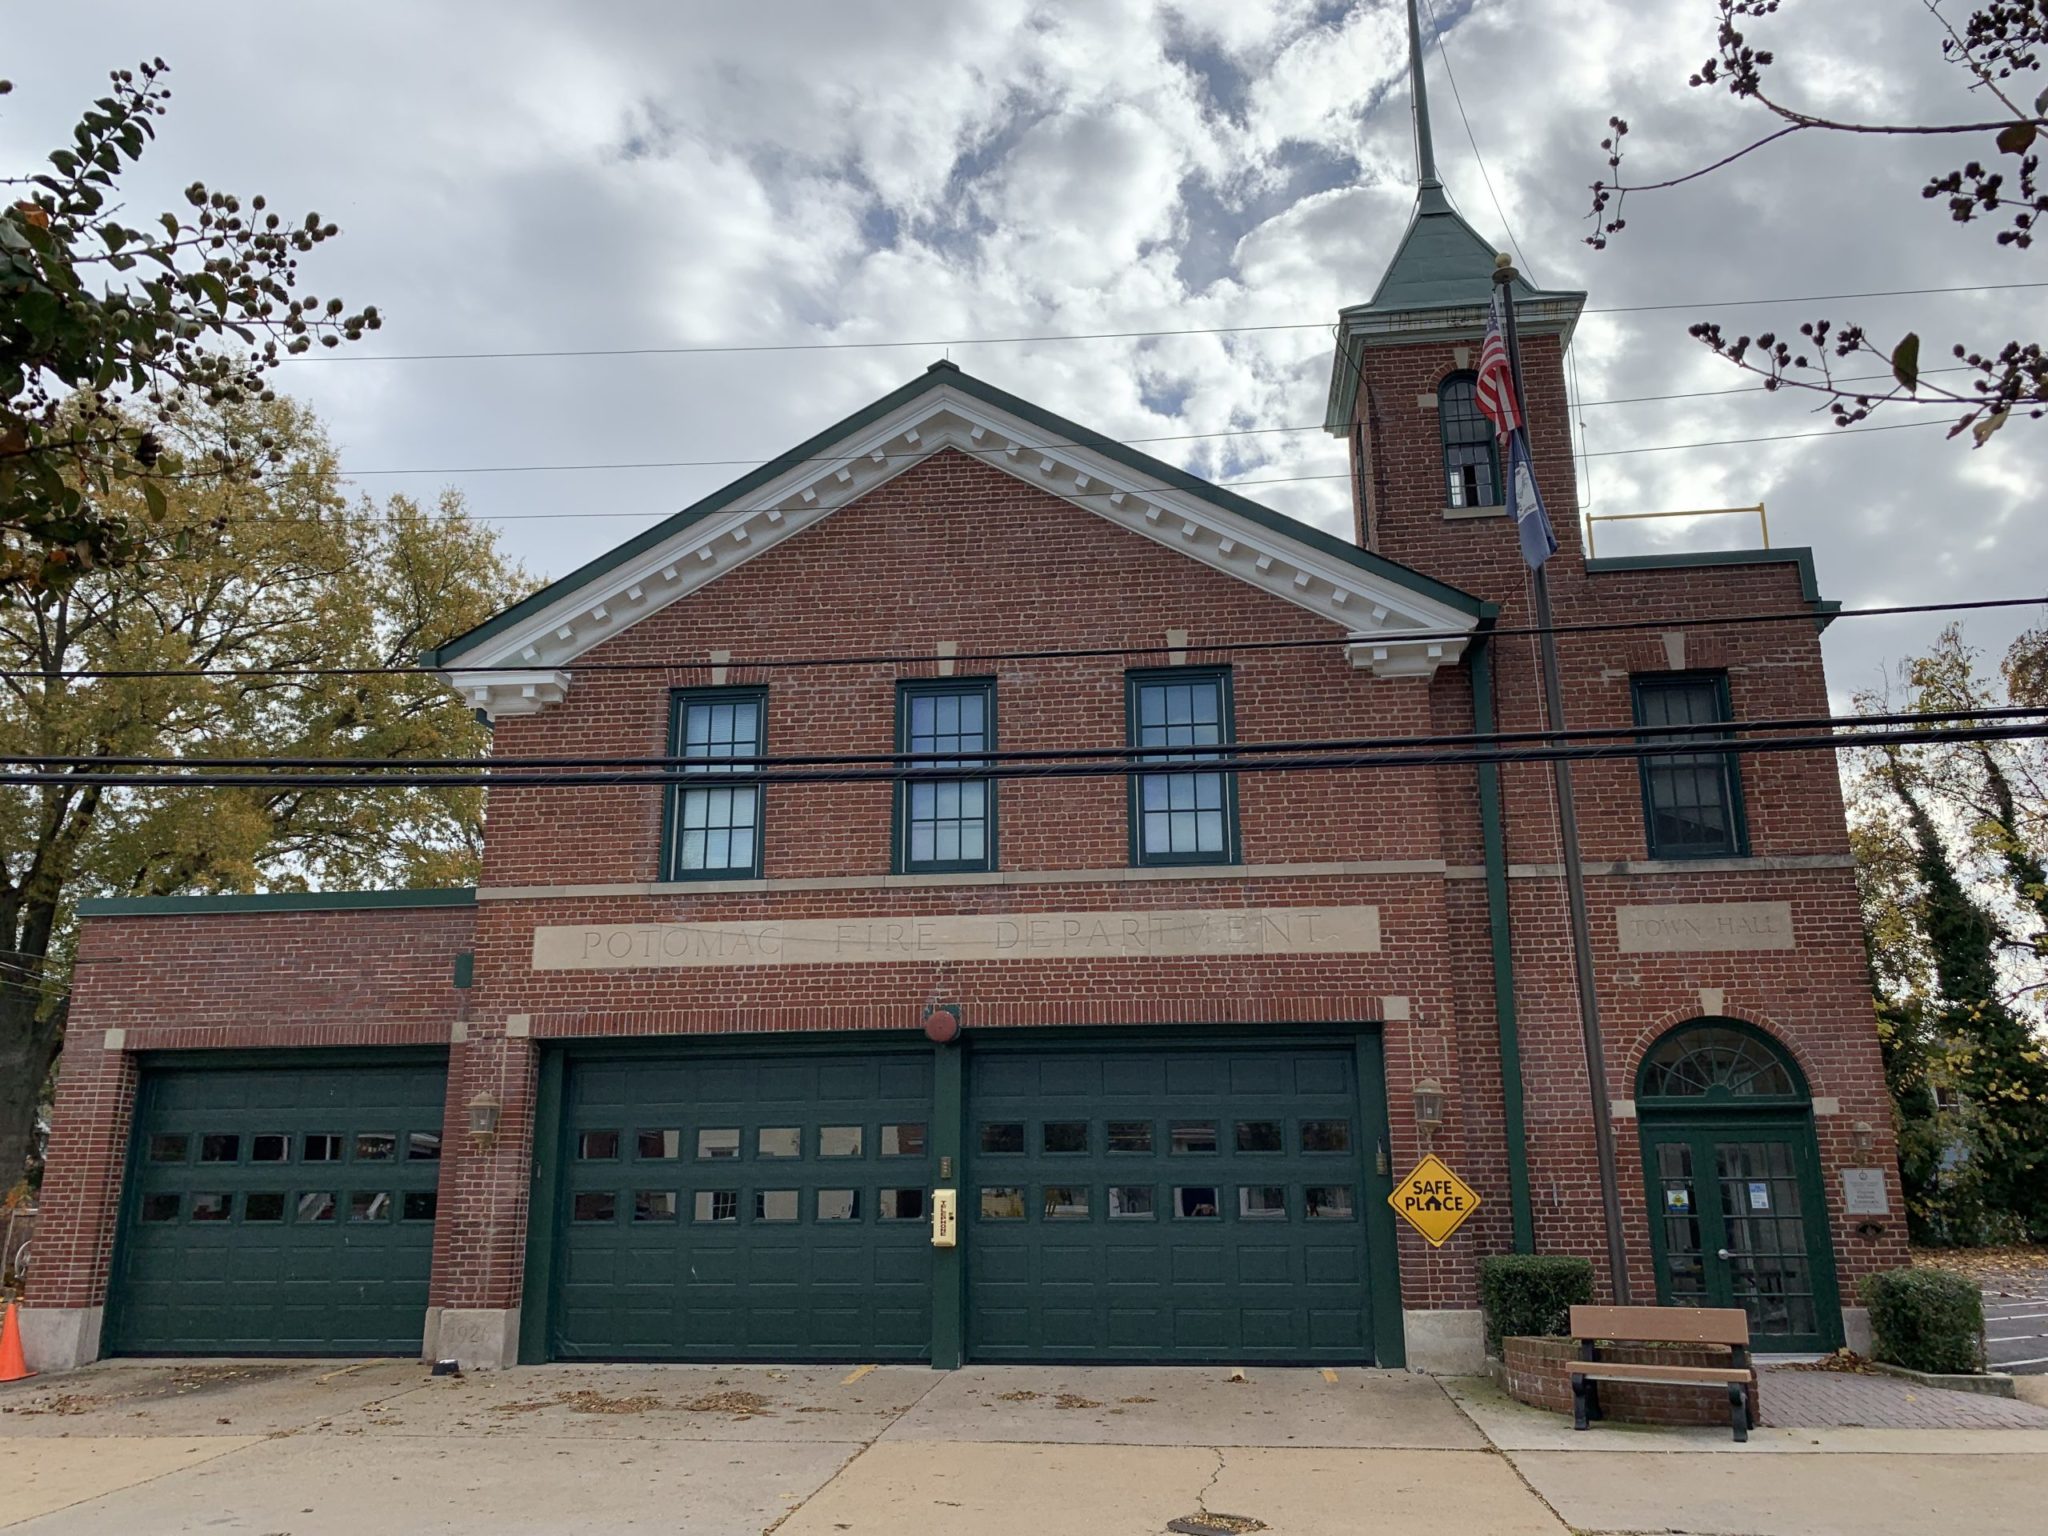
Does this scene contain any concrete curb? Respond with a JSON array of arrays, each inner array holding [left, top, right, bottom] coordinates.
[[1865, 1361, 2016, 1398]]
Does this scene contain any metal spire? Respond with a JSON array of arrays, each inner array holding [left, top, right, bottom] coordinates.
[[1407, 0, 1441, 192]]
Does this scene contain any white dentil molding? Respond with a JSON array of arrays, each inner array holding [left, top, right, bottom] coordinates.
[[443, 385, 1477, 718]]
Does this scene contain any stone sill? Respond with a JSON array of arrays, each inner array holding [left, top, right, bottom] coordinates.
[[478, 858, 1450, 903], [1441, 505, 1507, 521], [1444, 853, 1855, 880]]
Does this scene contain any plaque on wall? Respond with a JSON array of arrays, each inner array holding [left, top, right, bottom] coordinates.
[[1840, 1168, 1891, 1216]]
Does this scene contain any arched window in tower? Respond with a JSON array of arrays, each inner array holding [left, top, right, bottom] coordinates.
[[1438, 373, 1500, 509]]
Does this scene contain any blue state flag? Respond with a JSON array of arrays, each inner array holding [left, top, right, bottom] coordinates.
[[1508, 428, 1556, 570]]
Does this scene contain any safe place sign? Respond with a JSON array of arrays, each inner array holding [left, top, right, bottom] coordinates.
[[1389, 1155, 1480, 1247]]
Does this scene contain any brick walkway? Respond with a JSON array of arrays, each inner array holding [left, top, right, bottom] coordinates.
[[1758, 1365, 2048, 1428]]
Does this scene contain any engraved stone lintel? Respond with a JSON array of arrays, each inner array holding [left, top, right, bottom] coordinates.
[[1616, 902, 1794, 954], [533, 905, 1381, 972]]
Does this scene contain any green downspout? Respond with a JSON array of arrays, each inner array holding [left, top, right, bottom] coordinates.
[[1472, 631, 1536, 1251]]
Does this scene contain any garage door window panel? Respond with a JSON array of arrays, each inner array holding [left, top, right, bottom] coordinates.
[[406, 1132, 441, 1162], [981, 1186, 1026, 1219], [697, 1128, 741, 1160], [1175, 1186, 1221, 1219], [755, 1189, 799, 1222], [190, 1192, 232, 1222], [1305, 1186, 1356, 1219], [572, 1191, 617, 1223], [633, 1190, 679, 1222], [251, 1134, 291, 1163], [1109, 1185, 1156, 1219], [880, 1123, 926, 1157], [244, 1192, 286, 1223], [148, 1135, 188, 1163], [350, 1192, 392, 1222], [695, 1190, 739, 1223], [353, 1133, 396, 1162], [817, 1189, 861, 1221], [297, 1192, 336, 1223], [577, 1130, 620, 1161], [818, 1126, 863, 1158], [401, 1191, 438, 1222], [879, 1188, 927, 1220], [199, 1134, 240, 1163], [302, 1135, 343, 1163], [980, 1123, 1025, 1154], [756, 1127, 801, 1159]]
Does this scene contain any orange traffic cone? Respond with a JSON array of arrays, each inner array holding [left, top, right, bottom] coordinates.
[[0, 1301, 35, 1383]]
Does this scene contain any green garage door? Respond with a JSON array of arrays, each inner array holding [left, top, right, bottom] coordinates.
[[551, 1050, 934, 1361], [968, 1043, 1375, 1362], [107, 1059, 447, 1356]]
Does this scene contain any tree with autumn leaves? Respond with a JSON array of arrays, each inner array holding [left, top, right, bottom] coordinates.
[[1850, 624, 2048, 1243], [0, 393, 529, 1189]]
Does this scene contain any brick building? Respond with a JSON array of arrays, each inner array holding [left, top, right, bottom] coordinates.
[[19, 90, 1905, 1375]]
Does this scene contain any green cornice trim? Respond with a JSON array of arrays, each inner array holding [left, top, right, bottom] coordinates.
[[77, 887, 477, 918], [1585, 547, 1834, 629], [425, 362, 1485, 668]]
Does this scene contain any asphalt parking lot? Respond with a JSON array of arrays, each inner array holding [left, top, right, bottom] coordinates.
[[1982, 1261, 2048, 1376]]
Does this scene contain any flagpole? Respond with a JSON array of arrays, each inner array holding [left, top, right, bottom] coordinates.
[[1491, 256, 1633, 1305]]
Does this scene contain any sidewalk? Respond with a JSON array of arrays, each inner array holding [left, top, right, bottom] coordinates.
[[4, 1358, 2045, 1535]]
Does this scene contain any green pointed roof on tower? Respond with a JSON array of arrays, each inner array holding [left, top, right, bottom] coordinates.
[[1353, 185, 1574, 317], [1324, 1, 1585, 433]]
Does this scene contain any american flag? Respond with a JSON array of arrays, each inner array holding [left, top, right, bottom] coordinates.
[[1474, 288, 1521, 442]]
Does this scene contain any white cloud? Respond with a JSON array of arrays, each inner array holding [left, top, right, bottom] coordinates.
[[4, 0, 2040, 679]]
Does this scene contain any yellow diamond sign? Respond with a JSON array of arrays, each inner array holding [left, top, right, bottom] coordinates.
[[1388, 1154, 1481, 1247]]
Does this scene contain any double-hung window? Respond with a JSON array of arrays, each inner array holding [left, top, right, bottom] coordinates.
[[1633, 673, 1747, 859], [667, 688, 765, 878], [1128, 668, 1237, 865], [1439, 373, 1501, 509], [896, 680, 996, 873]]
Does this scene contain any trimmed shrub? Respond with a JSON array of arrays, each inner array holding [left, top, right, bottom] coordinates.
[[1860, 1267, 1985, 1375], [1479, 1254, 1596, 1357]]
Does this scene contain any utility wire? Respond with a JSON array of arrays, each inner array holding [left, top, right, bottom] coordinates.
[[272, 283, 2048, 365], [303, 415, 1956, 514], [7, 720, 2044, 792], [11, 705, 2035, 776], [10, 594, 2038, 683]]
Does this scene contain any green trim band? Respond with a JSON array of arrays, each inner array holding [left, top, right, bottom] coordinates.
[[77, 887, 477, 918], [1470, 635, 1535, 1252]]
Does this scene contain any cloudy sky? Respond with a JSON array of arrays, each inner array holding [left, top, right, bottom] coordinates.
[[7, 0, 2042, 701]]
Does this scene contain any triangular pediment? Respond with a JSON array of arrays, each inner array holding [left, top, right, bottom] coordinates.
[[427, 364, 1486, 717]]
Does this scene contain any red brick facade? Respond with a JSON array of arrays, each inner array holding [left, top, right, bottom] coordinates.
[[25, 321, 1906, 1367]]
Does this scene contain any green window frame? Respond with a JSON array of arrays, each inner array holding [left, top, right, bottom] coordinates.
[[1126, 667, 1239, 866], [1632, 672, 1748, 860], [1439, 372, 1501, 509], [665, 686, 767, 880], [894, 678, 997, 873]]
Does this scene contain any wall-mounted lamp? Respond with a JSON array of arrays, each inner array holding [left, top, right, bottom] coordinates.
[[1851, 1121, 1876, 1159], [467, 1090, 502, 1144], [1413, 1077, 1446, 1141]]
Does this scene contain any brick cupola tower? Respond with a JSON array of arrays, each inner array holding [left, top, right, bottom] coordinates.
[[1326, 0, 1586, 607]]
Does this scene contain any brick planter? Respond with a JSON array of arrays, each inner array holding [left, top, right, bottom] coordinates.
[[1501, 1336, 1760, 1428]]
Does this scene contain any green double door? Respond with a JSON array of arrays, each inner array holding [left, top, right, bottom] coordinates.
[[966, 1043, 1376, 1363], [1640, 1117, 1842, 1352], [550, 1050, 935, 1361], [107, 1059, 447, 1356]]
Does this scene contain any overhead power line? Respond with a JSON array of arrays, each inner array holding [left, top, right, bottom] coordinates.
[[6, 719, 2044, 793], [335, 399, 1966, 484], [11, 594, 2039, 683], [273, 282, 2048, 365], [11, 704, 2035, 776]]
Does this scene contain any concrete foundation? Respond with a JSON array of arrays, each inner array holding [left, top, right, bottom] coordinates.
[[16, 1306, 104, 1373], [1402, 1308, 1485, 1375], [425, 1307, 520, 1370], [1842, 1306, 1872, 1356]]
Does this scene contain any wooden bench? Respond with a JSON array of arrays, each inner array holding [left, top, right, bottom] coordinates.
[[1567, 1304, 1755, 1442]]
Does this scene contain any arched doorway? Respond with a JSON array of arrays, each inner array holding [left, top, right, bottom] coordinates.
[[1636, 1019, 1843, 1351]]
